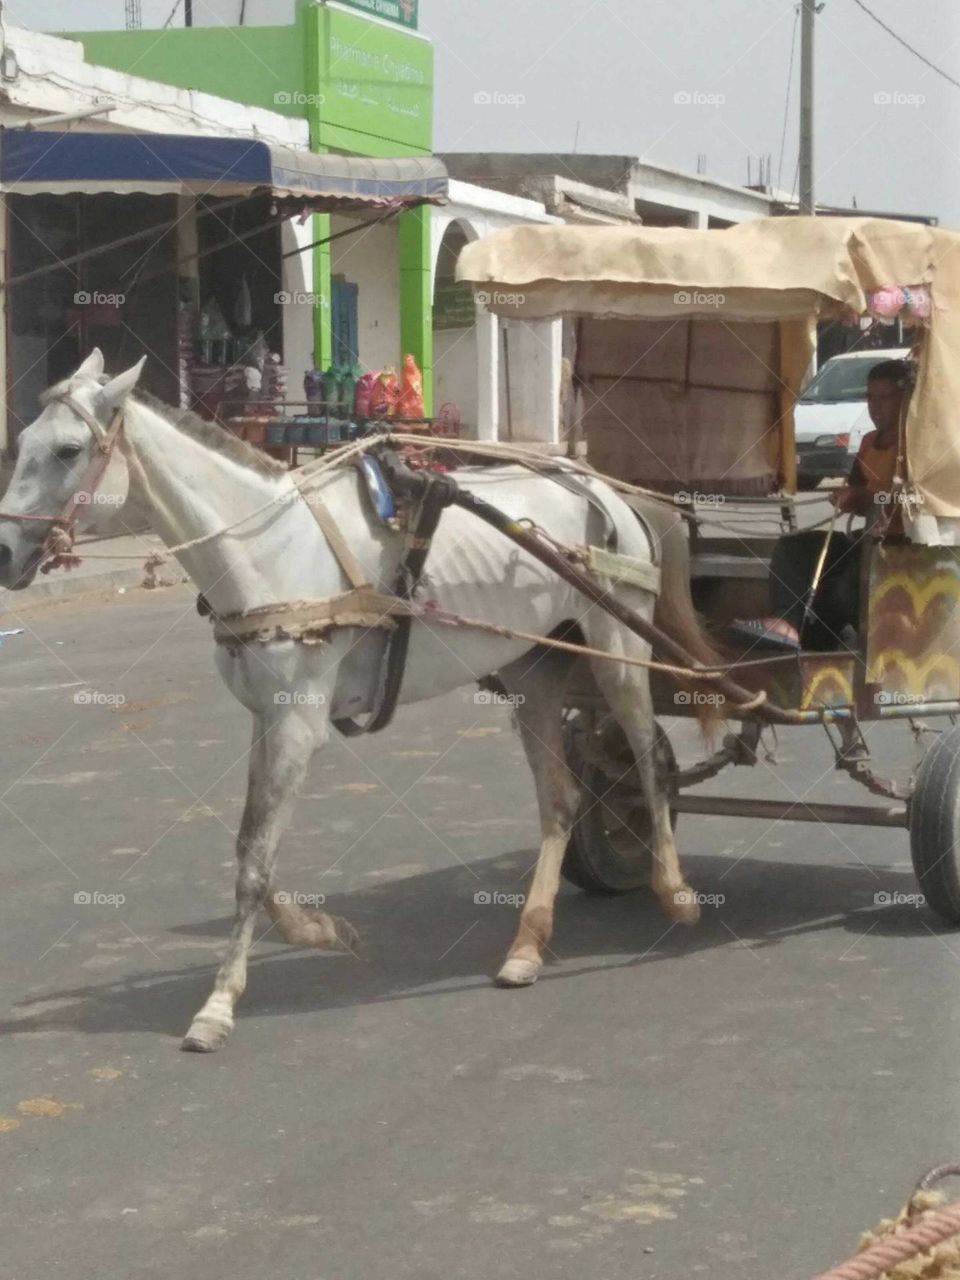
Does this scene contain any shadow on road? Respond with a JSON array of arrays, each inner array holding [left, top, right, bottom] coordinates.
[[1, 848, 946, 1043]]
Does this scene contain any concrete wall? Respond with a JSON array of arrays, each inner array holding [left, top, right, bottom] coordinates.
[[432, 183, 563, 444], [499, 319, 562, 445], [441, 153, 774, 228], [5, 25, 308, 145], [629, 162, 772, 227], [442, 153, 636, 198], [280, 218, 317, 383], [330, 214, 400, 374]]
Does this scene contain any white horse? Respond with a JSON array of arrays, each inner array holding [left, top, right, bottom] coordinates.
[[0, 351, 712, 1052]]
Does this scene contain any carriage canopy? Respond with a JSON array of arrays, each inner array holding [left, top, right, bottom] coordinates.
[[458, 217, 960, 513]]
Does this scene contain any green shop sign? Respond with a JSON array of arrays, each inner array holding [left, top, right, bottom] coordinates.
[[316, 7, 433, 154], [433, 281, 476, 331], [331, 0, 418, 29]]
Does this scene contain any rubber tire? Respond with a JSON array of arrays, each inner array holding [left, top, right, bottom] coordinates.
[[562, 718, 677, 895], [909, 725, 960, 925]]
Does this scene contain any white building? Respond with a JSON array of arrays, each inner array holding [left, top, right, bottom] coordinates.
[[442, 153, 776, 229]]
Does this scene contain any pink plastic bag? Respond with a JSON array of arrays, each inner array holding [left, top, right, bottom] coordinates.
[[354, 372, 378, 418]]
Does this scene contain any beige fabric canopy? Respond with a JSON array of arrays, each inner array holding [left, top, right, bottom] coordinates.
[[458, 217, 960, 515]]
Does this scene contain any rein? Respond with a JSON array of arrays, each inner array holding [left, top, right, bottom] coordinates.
[[0, 393, 125, 573]]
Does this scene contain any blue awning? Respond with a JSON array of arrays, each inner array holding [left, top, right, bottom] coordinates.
[[0, 130, 447, 211]]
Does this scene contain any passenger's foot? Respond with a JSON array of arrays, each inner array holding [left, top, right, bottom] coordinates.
[[726, 617, 800, 652]]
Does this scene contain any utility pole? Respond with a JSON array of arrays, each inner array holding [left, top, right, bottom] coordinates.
[[184, 0, 193, 26], [799, 0, 816, 214]]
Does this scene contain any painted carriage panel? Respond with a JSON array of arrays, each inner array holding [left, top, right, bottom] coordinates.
[[866, 545, 960, 703], [651, 652, 856, 717], [730, 653, 856, 713]]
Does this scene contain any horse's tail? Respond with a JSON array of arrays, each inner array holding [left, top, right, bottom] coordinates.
[[636, 499, 727, 735]]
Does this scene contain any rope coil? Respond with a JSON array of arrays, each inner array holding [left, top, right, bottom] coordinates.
[[814, 1166, 960, 1280]]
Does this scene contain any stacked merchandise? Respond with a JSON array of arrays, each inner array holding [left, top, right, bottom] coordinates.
[[189, 361, 247, 420], [261, 354, 289, 415]]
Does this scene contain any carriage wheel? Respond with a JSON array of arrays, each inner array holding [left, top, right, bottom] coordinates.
[[909, 725, 960, 925], [562, 715, 677, 894]]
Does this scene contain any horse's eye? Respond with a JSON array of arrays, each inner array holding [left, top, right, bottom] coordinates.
[[55, 444, 84, 462]]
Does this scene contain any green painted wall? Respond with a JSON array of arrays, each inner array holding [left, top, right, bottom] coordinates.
[[68, 1, 435, 401], [69, 19, 307, 119]]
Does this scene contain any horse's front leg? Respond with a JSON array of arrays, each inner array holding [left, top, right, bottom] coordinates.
[[182, 708, 320, 1052]]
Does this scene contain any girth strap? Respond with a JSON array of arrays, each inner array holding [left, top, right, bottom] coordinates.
[[333, 455, 458, 738], [213, 587, 409, 645]]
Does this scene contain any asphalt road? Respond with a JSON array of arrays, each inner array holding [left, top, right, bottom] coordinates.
[[0, 582, 957, 1280]]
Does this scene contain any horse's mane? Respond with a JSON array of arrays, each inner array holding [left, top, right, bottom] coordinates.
[[134, 391, 289, 477], [40, 377, 288, 478]]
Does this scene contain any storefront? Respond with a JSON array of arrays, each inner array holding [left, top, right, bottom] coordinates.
[[1, 128, 446, 452], [70, 0, 438, 408]]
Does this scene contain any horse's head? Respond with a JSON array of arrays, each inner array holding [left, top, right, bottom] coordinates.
[[0, 349, 145, 589]]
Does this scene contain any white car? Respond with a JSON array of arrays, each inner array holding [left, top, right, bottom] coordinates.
[[793, 347, 909, 489]]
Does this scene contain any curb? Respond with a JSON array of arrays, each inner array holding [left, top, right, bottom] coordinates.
[[0, 562, 149, 614]]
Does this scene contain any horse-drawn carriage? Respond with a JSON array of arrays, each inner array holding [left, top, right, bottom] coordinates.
[[6, 214, 960, 1050], [457, 215, 960, 924]]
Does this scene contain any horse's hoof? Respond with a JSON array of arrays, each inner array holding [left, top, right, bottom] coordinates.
[[300, 910, 360, 952], [181, 1017, 232, 1053], [495, 957, 541, 987], [329, 913, 360, 952], [666, 890, 701, 926]]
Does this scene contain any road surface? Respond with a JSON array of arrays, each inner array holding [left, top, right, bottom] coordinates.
[[0, 582, 957, 1280]]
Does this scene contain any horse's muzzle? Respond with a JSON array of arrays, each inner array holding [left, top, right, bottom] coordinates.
[[0, 539, 43, 589]]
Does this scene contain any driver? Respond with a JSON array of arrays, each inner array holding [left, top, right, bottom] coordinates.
[[835, 359, 903, 517], [733, 358, 908, 651]]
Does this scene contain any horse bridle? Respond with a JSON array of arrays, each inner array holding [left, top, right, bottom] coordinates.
[[0, 392, 126, 573]]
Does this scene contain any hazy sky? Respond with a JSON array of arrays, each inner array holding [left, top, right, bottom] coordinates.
[[12, 0, 960, 227]]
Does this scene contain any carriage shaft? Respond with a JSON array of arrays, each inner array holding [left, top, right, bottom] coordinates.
[[670, 794, 908, 827]]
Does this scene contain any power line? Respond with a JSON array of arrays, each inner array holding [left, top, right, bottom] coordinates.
[[849, 0, 960, 92], [163, 0, 184, 26], [776, 5, 800, 196]]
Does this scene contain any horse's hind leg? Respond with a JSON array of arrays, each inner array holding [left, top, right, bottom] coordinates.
[[584, 605, 700, 925], [182, 709, 355, 1053], [494, 648, 582, 987]]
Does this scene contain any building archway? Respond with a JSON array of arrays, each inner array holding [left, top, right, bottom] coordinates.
[[432, 218, 480, 431]]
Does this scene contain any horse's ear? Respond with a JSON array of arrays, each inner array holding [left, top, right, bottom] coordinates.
[[96, 356, 146, 415], [74, 349, 104, 381]]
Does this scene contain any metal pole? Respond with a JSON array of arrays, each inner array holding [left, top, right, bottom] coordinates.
[[21, 102, 116, 130], [799, 0, 816, 214], [672, 794, 908, 828], [184, 0, 193, 26]]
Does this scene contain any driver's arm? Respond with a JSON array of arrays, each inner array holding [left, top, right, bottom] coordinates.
[[836, 454, 872, 516]]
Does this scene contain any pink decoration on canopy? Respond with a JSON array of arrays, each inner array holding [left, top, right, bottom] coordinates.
[[865, 284, 932, 326], [904, 285, 932, 322], [868, 286, 906, 321]]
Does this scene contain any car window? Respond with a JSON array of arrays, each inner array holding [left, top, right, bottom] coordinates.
[[801, 359, 875, 404]]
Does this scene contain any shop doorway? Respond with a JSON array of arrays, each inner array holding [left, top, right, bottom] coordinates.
[[6, 193, 179, 451]]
